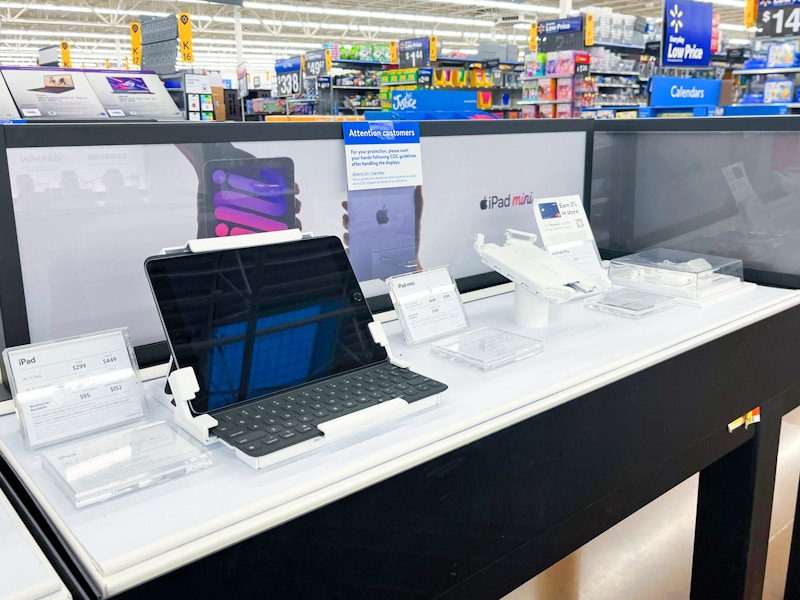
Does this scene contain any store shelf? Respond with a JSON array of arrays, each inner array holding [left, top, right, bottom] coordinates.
[[435, 57, 523, 68], [732, 67, 800, 75], [594, 83, 640, 88], [488, 105, 522, 110], [589, 41, 645, 52], [517, 99, 573, 105], [594, 103, 642, 108], [521, 73, 577, 81], [590, 70, 640, 76], [341, 105, 383, 111], [733, 102, 800, 108], [332, 59, 395, 68], [332, 85, 381, 90]]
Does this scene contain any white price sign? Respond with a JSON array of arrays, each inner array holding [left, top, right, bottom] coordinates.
[[388, 267, 468, 345], [275, 71, 302, 97], [4, 329, 146, 449]]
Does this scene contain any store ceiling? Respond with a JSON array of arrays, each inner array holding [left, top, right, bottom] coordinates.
[[0, 0, 751, 72]]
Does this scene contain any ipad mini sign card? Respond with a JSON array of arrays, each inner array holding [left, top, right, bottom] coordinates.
[[342, 121, 423, 191], [661, 0, 713, 68]]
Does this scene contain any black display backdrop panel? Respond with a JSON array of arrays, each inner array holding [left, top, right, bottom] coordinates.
[[590, 117, 800, 289], [0, 120, 590, 367]]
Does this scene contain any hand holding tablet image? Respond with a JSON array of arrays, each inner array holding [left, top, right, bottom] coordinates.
[[176, 143, 303, 238], [342, 185, 424, 281]]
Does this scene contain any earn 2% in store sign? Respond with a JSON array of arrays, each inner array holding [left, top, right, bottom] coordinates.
[[342, 121, 423, 191]]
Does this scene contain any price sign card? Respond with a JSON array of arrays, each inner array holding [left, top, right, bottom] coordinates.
[[388, 267, 468, 345], [533, 194, 604, 281], [4, 328, 147, 449]]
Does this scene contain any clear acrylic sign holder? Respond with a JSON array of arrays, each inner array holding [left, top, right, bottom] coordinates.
[[3, 328, 211, 509], [387, 266, 469, 345]]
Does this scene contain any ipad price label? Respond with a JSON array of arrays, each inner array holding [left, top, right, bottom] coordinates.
[[4, 328, 146, 449], [388, 267, 468, 345]]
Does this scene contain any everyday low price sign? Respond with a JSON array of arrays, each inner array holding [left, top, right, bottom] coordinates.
[[661, 0, 712, 68]]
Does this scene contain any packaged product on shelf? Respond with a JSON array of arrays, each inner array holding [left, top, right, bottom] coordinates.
[[556, 79, 574, 101], [556, 103, 574, 118], [539, 104, 557, 118], [538, 78, 556, 101], [557, 51, 575, 75], [359, 45, 373, 61], [766, 42, 798, 68], [764, 78, 794, 103], [521, 104, 538, 118], [372, 45, 390, 63], [546, 52, 559, 75]]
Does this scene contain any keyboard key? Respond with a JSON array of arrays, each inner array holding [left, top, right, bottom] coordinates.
[[357, 396, 373, 403], [248, 423, 263, 430], [329, 406, 343, 413], [280, 430, 297, 439], [215, 425, 245, 437], [295, 407, 310, 415], [282, 420, 298, 428], [324, 398, 338, 405], [236, 431, 267, 444], [296, 424, 313, 433], [298, 415, 313, 423], [242, 441, 263, 453], [313, 410, 329, 418], [265, 436, 280, 446], [342, 400, 357, 408]]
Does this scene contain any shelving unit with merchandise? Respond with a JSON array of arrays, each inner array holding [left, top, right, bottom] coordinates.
[[519, 51, 593, 118], [732, 41, 800, 112], [583, 8, 648, 111], [323, 42, 394, 115]]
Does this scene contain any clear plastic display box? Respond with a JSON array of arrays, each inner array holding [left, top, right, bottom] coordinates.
[[608, 249, 744, 301]]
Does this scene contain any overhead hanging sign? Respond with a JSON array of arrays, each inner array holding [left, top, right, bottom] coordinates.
[[756, 0, 800, 37], [661, 0, 713, 68], [398, 37, 435, 69], [274, 55, 302, 96], [304, 50, 330, 76], [60, 41, 72, 68], [130, 22, 142, 66], [537, 17, 585, 53], [178, 13, 194, 63], [342, 121, 423, 191]]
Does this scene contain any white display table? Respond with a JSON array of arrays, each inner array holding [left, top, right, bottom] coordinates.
[[0, 285, 798, 597]]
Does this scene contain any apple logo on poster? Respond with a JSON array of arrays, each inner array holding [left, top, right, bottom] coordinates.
[[480, 198, 488, 210], [376, 205, 389, 225]]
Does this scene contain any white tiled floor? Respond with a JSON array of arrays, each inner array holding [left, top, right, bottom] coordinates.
[[502, 407, 800, 600]]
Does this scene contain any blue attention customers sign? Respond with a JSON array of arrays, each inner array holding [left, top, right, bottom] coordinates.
[[661, 0, 713, 68]]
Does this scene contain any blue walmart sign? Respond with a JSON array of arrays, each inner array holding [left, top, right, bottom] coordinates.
[[649, 77, 721, 106], [661, 0, 713, 68]]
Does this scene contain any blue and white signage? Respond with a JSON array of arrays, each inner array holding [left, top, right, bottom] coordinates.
[[661, 0, 712, 68], [537, 17, 583, 35], [649, 76, 721, 106], [342, 121, 423, 191], [391, 90, 478, 112]]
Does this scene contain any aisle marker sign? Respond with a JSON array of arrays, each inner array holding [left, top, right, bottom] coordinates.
[[178, 13, 193, 63], [130, 22, 141, 66], [661, 0, 712, 68], [60, 41, 71, 68], [342, 121, 423, 191]]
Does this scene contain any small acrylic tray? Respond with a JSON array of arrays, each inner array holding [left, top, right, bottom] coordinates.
[[41, 420, 212, 509], [585, 288, 676, 319], [608, 249, 743, 300], [430, 327, 543, 371]]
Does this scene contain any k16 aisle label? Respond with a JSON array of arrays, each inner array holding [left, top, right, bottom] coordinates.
[[342, 121, 423, 190]]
